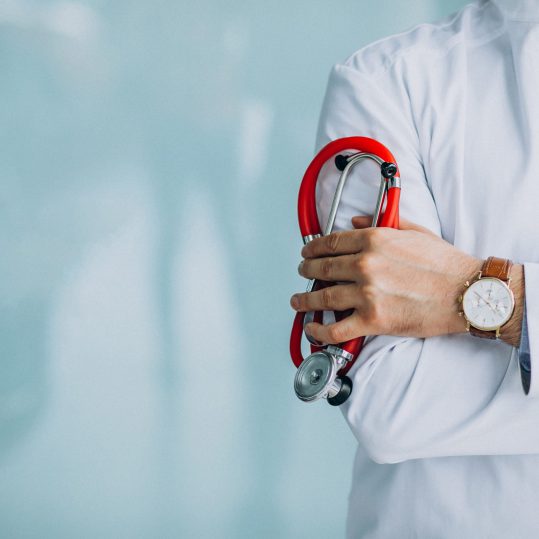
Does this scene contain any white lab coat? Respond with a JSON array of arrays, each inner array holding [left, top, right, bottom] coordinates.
[[315, 0, 539, 536]]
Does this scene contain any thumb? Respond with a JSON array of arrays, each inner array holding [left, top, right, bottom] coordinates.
[[351, 214, 437, 236], [397, 217, 437, 235], [351, 215, 373, 229]]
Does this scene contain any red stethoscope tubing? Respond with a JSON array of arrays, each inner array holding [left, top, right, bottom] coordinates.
[[290, 136, 401, 375]]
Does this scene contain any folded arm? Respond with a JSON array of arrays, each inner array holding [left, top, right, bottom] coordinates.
[[297, 61, 538, 463]]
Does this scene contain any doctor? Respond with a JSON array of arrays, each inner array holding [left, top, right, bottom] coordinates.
[[290, 0, 539, 537]]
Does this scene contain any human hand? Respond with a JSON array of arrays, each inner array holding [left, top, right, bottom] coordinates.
[[290, 215, 483, 345]]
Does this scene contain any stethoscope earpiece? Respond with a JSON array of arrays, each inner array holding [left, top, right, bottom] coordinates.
[[334, 153, 351, 172], [381, 161, 398, 179]]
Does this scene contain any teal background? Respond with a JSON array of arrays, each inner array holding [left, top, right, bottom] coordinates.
[[0, 0, 467, 537]]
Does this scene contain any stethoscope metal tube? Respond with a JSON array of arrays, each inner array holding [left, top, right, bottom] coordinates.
[[290, 136, 401, 406], [303, 152, 392, 298]]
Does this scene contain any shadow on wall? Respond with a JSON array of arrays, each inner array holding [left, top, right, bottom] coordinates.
[[0, 2, 131, 458], [0, 0, 470, 536], [0, 1, 286, 535]]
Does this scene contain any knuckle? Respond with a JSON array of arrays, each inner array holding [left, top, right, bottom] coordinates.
[[363, 228, 375, 248], [321, 287, 334, 310], [365, 227, 384, 248], [355, 253, 374, 276], [327, 324, 344, 343], [362, 283, 377, 303], [327, 233, 341, 254], [321, 258, 333, 279]]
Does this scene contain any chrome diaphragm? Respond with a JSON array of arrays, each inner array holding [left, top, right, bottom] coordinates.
[[294, 349, 352, 406]]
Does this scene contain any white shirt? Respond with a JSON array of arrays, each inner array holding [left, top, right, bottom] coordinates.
[[315, 1, 539, 537]]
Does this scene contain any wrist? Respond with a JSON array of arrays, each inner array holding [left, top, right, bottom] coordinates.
[[451, 257, 484, 334], [454, 258, 525, 346]]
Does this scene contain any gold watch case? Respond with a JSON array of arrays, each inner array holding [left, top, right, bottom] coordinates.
[[459, 275, 515, 335]]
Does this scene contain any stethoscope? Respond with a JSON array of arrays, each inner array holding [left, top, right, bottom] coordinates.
[[290, 137, 401, 405]]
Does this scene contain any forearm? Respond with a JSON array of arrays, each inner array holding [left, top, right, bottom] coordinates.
[[343, 263, 530, 464]]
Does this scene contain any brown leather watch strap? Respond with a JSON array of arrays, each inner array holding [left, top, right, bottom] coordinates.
[[482, 256, 513, 281], [469, 256, 513, 339], [469, 326, 498, 339]]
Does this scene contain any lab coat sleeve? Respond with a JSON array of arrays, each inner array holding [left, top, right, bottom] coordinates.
[[316, 62, 539, 464]]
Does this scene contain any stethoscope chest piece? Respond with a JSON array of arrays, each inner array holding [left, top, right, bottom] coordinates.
[[294, 350, 353, 406]]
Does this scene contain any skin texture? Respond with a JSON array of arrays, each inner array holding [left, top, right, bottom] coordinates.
[[290, 215, 524, 348]]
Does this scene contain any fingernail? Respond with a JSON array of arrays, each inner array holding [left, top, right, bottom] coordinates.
[[297, 260, 304, 274], [290, 295, 299, 309]]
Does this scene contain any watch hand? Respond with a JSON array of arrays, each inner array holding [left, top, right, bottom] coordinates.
[[474, 291, 497, 312]]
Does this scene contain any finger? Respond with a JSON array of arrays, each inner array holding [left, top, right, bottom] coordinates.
[[301, 229, 366, 259], [305, 311, 365, 344], [290, 284, 359, 312], [299, 254, 360, 282]]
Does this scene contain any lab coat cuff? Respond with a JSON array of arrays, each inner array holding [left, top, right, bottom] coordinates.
[[521, 262, 539, 397], [517, 296, 530, 394]]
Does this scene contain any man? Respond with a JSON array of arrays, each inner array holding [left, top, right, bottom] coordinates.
[[290, 0, 539, 537]]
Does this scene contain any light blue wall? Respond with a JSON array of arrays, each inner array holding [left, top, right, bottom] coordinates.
[[0, 1, 468, 537]]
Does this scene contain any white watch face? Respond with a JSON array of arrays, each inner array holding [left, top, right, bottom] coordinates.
[[462, 277, 515, 331]]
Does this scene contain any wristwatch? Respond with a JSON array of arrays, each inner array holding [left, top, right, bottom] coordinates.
[[460, 256, 515, 339]]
